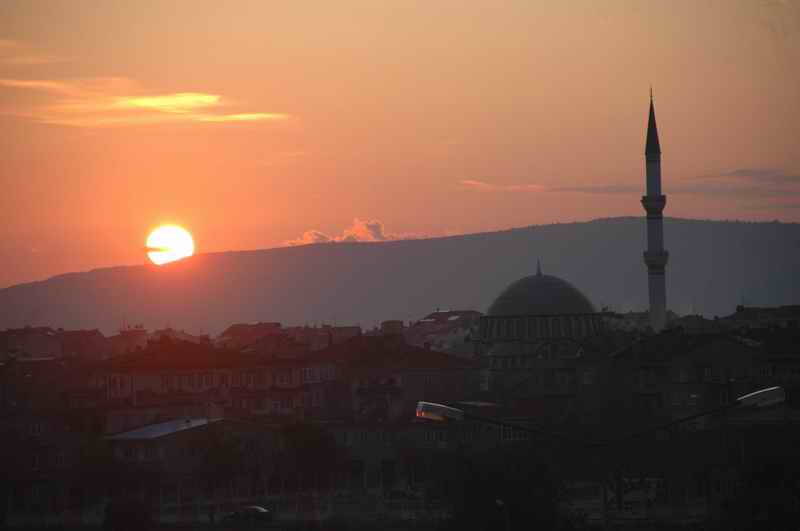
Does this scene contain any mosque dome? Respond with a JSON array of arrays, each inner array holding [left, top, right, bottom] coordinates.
[[487, 268, 595, 317]]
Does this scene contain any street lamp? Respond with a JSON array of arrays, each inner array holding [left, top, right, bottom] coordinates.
[[416, 386, 787, 446], [416, 401, 465, 422], [736, 386, 785, 408], [417, 387, 786, 528]]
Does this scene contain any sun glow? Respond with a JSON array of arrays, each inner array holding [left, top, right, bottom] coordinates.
[[146, 225, 195, 265]]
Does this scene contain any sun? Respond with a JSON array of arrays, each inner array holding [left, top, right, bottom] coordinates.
[[146, 225, 195, 265]]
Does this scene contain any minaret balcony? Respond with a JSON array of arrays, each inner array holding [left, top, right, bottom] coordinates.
[[641, 195, 667, 215], [643, 250, 669, 270]]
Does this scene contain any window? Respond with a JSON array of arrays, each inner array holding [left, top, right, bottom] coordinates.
[[720, 389, 730, 405], [671, 390, 686, 406], [479, 319, 488, 340], [677, 368, 689, 383], [636, 393, 663, 413], [500, 425, 530, 442], [638, 367, 658, 387], [219, 373, 229, 386], [480, 370, 490, 391], [425, 429, 444, 443], [557, 369, 576, 388], [276, 369, 291, 385], [582, 369, 594, 385]]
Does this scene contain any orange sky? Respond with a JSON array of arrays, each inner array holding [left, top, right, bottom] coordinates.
[[1, 0, 799, 288]]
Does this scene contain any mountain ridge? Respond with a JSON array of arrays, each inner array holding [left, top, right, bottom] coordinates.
[[2, 217, 798, 335]]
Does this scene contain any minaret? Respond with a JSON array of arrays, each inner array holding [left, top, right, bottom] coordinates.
[[641, 91, 669, 331]]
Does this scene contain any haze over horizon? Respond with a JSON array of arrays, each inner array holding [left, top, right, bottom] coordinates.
[[2, 1, 799, 288]]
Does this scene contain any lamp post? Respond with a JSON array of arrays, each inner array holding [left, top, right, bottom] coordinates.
[[416, 386, 786, 446], [417, 387, 786, 529], [496, 499, 510, 531]]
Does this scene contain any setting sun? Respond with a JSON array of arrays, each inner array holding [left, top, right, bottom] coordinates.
[[146, 225, 195, 265]]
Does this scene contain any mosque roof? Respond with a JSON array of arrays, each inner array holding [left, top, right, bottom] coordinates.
[[487, 266, 595, 317]]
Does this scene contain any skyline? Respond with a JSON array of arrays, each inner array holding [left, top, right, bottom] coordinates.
[[2, 1, 800, 288]]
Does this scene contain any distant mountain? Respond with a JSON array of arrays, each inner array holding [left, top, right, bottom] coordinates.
[[1, 217, 798, 335]]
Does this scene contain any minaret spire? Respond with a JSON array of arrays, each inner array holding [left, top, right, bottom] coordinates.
[[641, 91, 669, 331], [645, 92, 661, 158]]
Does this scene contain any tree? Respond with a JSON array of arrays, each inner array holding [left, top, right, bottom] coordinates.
[[279, 421, 348, 491], [196, 425, 246, 502], [435, 443, 563, 531]]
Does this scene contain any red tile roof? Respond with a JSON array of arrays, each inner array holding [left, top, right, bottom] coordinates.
[[307, 335, 479, 370], [100, 337, 264, 371]]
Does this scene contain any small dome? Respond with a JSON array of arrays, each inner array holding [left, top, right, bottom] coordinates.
[[488, 272, 595, 316]]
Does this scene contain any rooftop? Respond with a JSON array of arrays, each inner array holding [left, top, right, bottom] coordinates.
[[106, 417, 221, 440]]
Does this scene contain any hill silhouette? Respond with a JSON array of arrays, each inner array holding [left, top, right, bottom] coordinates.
[[1, 217, 798, 335]]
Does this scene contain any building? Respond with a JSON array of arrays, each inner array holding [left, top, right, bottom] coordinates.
[[404, 310, 482, 356], [720, 305, 800, 331], [57, 329, 108, 360], [476, 262, 609, 394], [284, 325, 362, 351], [0, 327, 61, 360], [106, 325, 149, 357], [306, 334, 480, 422], [215, 322, 283, 349]]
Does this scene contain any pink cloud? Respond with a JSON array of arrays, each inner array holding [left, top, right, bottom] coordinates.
[[0, 77, 288, 127], [287, 218, 414, 246]]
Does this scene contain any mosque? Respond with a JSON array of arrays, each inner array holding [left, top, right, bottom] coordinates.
[[477, 95, 668, 378]]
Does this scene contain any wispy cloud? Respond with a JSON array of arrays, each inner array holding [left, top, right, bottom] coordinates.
[[748, 202, 800, 210], [459, 179, 635, 195], [0, 39, 68, 66], [459, 179, 545, 192], [287, 218, 418, 246], [0, 77, 289, 127], [670, 167, 800, 199], [459, 167, 800, 200], [700, 167, 800, 185], [550, 184, 639, 194]]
